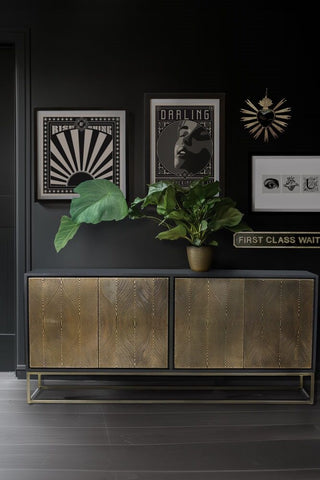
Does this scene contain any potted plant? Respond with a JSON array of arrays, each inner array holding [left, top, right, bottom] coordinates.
[[54, 179, 128, 252], [54, 177, 250, 273], [129, 177, 251, 271]]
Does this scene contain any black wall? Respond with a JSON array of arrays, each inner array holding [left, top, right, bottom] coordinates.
[[1, 1, 320, 366], [0, 46, 15, 370]]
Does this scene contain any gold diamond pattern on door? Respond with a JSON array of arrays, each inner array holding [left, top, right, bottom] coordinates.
[[99, 277, 168, 368], [174, 278, 245, 368], [244, 279, 314, 369], [28, 277, 99, 368]]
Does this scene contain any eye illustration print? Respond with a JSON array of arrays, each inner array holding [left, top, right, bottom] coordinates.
[[241, 89, 291, 142], [264, 178, 279, 190]]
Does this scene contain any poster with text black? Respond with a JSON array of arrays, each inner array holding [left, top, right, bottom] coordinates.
[[36, 109, 126, 200], [146, 94, 225, 188]]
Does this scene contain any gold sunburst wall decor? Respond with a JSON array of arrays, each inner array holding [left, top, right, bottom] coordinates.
[[240, 89, 291, 142]]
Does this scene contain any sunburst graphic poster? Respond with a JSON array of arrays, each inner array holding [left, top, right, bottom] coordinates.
[[36, 110, 126, 199]]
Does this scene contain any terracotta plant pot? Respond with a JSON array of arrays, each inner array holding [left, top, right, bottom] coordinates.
[[186, 246, 213, 272]]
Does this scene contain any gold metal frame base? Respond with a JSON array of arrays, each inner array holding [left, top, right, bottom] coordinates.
[[26, 371, 315, 405]]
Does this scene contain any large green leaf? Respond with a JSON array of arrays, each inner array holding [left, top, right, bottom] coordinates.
[[70, 179, 128, 224], [156, 224, 187, 241], [210, 205, 243, 231], [54, 216, 80, 252]]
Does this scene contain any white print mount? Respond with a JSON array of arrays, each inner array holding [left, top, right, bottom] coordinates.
[[252, 155, 320, 212]]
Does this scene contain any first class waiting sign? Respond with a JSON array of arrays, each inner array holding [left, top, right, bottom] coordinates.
[[233, 232, 320, 248]]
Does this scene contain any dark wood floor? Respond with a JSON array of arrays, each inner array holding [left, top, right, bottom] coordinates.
[[1, 372, 320, 479]]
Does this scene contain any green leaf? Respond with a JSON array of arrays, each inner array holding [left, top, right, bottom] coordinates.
[[156, 185, 177, 216], [165, 209, 191, 222], [130, 196, 145, 208], [142, 181, 171, 207], [148, 181, 172, 195], [70, 179, 128, 224], [200, 220, 208, 232], [156, 224, 187, 241], [192, 238, 202, 246], [210, 205, 243, 232], [54, 216, 80, 252], [128, 197, 145, 219], [207, 239, 218, 246], [201, 181, 220, 198]]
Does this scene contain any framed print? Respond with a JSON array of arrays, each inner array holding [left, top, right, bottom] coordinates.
[[36, 109, 126, 199], [145, 93, 225, 189], [252, 155, 320, 212]]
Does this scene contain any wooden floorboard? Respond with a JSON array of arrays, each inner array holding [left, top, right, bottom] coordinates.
[[1, 441, 320, 470], [0, 372, 319, 479], [0, 470, 320, 480], [106, 424, 320, 444], [1, 424, 319, 446]]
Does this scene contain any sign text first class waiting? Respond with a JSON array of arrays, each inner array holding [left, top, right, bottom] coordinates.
[[233, 232, 320, 248]]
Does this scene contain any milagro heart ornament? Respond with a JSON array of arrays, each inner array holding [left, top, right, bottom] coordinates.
[[241, 89, 291, 142]]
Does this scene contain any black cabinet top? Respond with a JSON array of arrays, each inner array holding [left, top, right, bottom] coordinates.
[[25, 269, 318, 279]]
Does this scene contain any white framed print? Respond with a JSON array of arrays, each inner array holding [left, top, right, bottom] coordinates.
[[252, 155, 320, 212], [36, 109, 126, 199]]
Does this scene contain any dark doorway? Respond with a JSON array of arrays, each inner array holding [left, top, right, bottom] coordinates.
[[0, 46, 15, 370]]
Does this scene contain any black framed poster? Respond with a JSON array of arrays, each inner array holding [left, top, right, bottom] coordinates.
[[36, 109, 126, 199], [145, 93, 225, 189]]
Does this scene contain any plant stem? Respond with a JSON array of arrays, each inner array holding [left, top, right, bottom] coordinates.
[[142, 215, 171, 229]]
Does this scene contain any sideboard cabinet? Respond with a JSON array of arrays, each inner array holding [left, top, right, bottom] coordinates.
[[25, 269, 318, 404]]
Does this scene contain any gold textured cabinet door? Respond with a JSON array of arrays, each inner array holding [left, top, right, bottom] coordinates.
[[99, 277, 168, 368], [28, 277, 99, 368], [244, 279, 314, 368], [175, 278, 245, 368]]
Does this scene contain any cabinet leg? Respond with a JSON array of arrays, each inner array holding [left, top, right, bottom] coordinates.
[[299, 375, 304, 389], [26, 372, 31, 404], [310, 373, 315, 404]]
